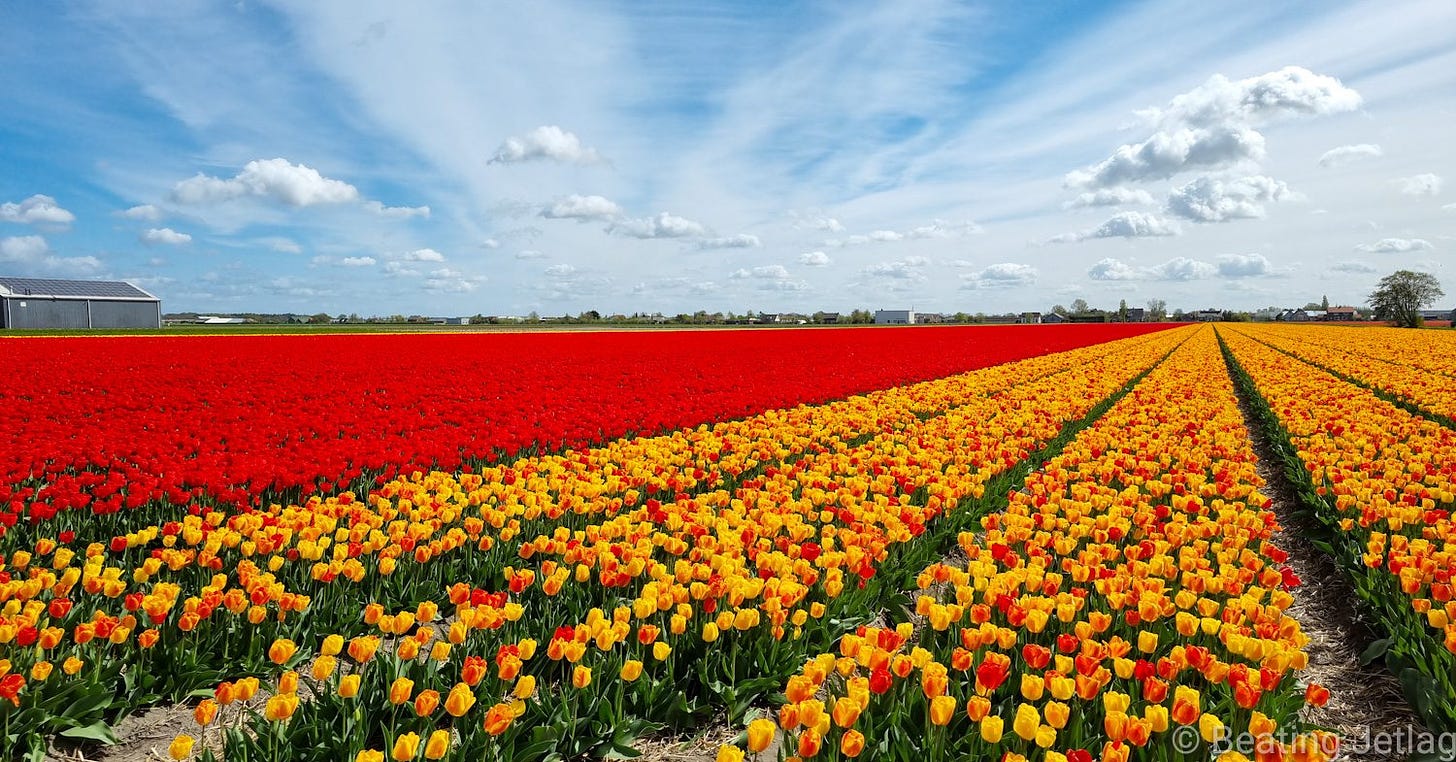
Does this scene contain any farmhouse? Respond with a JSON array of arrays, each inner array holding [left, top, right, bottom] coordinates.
[[0, 276, 161, 330]]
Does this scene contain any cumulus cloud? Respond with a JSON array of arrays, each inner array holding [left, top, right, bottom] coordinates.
[[1317, 144, 1382, 167], [172, 158, 361, 206], [122, 204, 163, 221], [1052, 211, 1180, 242], [1, 194, 75, 225], [364, 200, 431, 219], [140, 227, 192, 246], [0, 235, 103, 276], [961, 263, 1037, 289], [798, 251, 831, 266], [608, 212, 707, 239], [829, 220, 979, 247], [696, 234, 761, 250], [489, 126, 604, 165], [382, 261, 420, 277], [1166, 175, 1295, 222], [339, 256, 376, 267], [1065, 188, 1156, 209], [1088, 256, 1219, 281], [1068, 66, 1360, 189], [864, 258, 931, 279], [1395, 173, 1444, 196], [1215, 253, 1273, 277], [1355, 237, 1433, 253], [1329, 261, 1378, 273], [540, 194, 623, 222], [545, 263, 577, 277], [401, 248, 447, 262], [792, 214, 844, 233]]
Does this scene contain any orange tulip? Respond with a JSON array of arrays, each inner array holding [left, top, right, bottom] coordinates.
[[483, 702, 514, 735], [268, 638, 297, 666], [747, 718, 776, 752], [841, 729, 866, 758], [389, 677, 414, 705], [929, 694, 956, 726], [445, 682, 476, 717], [572, 665, 592, 689], [415, 689, 440, 717]]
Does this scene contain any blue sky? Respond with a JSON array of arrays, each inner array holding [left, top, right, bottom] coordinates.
[[1, 1, 1453, 316]]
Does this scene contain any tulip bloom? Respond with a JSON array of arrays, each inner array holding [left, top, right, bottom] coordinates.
[[1013, 704, 1040, 741], [620, 660, 644, 682], [483, 703, 514, 735], [747, 718, 776, 752], [716, 747, 745, 762], [980, 715, 1004, 743], [339, 674, 361, 698], [389, 677, 414, 705], [445, 683, 476, 717], [268, 638, 297, 666], [391, 733, 419, 762], [424, 730, 450, 760], [841, 729, 866, 757], [572, 665, 592, 689], [264, 693, 298, 721], [193, 699, 218, 726], [168, 735, 194, 760], [930, 694, 956, 726]]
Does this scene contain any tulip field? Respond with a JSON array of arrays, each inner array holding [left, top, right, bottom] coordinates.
[[1, 323, 1453, 762]]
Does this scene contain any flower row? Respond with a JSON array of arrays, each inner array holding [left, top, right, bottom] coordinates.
[[722, 326, 1331, 762], [1220, 326, 1456, 732]]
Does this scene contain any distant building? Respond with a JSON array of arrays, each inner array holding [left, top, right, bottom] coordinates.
[[0, 276, 161, 330], [1020, 312, 1042, 324], [1041, 313, 1066, 324], [1275, 309, 1310, 322], [819, 312, 840, 324], [1323, 306, 1359, 321], [1125, 307, 1146, 322], [197, 315, 247, 325], [1195, 309, 1222, 322], [917, 312, 945, 324], [874, 309, 916, 325]]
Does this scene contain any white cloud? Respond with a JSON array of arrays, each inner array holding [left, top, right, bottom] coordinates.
[[1317, 144, 1382, 168], [172, 158, 361, 206], [0, 195, 76, 225], [339, 256, 376, 267], [545, 263, 577, 276], [364, 200, 431, 219], [608, 212, 707, 239], [382, 261, 420, 277], [1395, 173, 1444, 196], [481, 238, 501, 249], [122, 204, 163, 222], [739, 264, 790, 279], [1088, 256, 1218, 281], [1053, 211, 1180, 242], [0, 235, 103, 276], [1355, 237, 1433, 253], [1329, 261, 1378, 274], [0, 235, 50, 261], [696, 234, 761, 249], [1065, 187, 1156, 208], [489, 125, 604, 165], [261, 237, 302, 254], [961, 263, 1037, 289], [540, 194, 623, 222], [140, 227, 192, 245], [798, 251, 831, 266], [830, 220, 979, 247], [1068, 66, 1360, 188], [864, 259, 930, 279], [515, 249, 547, 259], [1166, 175, 1295, 222], [792, 214, 844, 233], [1087, 258, 1140, 281], [423, 275, 486, 293], [1215, 253, 1272, 277], [401, 248, 446, 262]]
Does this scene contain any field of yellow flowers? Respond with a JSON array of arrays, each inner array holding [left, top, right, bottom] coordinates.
[[2, 322, 1452, 761]]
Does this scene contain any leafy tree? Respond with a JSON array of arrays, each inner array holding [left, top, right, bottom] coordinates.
[[1321, 294, 1329, 310], [1069, 298, 1090, 316], [307, 313, 331, 324], [1117, 299, 1128, 322], [1146, 299, 1167, 321], [1369, 270, 1444, 328], [1049, 304, 1069, 317]]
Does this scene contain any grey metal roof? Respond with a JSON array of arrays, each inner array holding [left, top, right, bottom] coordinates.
[[0, 277, 158, 300]]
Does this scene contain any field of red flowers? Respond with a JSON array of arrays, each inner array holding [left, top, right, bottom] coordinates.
[[0, 325, 1163, 529]]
